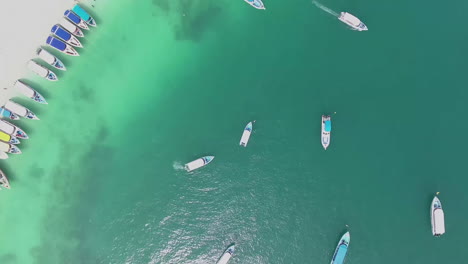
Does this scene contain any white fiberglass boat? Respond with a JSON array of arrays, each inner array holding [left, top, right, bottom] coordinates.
[[184, 156, 214, 172], [431, 195, 445, 237], [216, 245, 235, 264], [321, 115, 331, 150], [0, 119, 28, 139], [244, 0, 265, 9], [37, 48, 66, 71], [4, 100, 39, 120], [0, 169, 10, 189], [338, 12, 368, 31], [240, 121, 254, 147], [0, 141, 21, 154], [60, 18, 85, 37], [14, 80, 47, 104], [330, 231, 350, 264], [27, 60, 58, 81]]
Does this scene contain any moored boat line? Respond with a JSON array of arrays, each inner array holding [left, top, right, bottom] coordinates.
[[64, 10, 89, 30], [51, 24, 83, 48], [4, 100, 39, 120], [27, 60, 58, 81], [36, 48, 66, 71], [14, 80, 47, 104], [0, 170, 10, 189], [72, 4, 97, 27], [338, 12, 368, 31]]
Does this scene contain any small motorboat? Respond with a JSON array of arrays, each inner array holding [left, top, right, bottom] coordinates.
[[0, 169, 10, 189], [240, 121, 255, 147], [36, 48, 66, 71], [0, 130, 20, 145], [0, 141, 21, 154], [60, 18, 84, 37], [27, 60, 58, 81], [185, 156, 214, 172], [72, 4, 97, 27], [431, 195, 445, 237], [51, 25, 83, 48], [0, 107, 20, 120], [4, 100, 39, 120], [321, 115, 331, 150], [244, 0, 266, 9], [64, 10, 89, 30], [216, 244, 235, 264], [46, 36, 79, 56], [330, 231, 350, 264], [0, 119, 28, 139], [338, 12, 368, 31], [14, 80, 47, 104], [0, 152, 8, 160]]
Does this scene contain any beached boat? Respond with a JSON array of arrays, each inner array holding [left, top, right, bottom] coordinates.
[[338, 12, 368, 31], [0, 170, 10, 189], [431, 195, 445, 237], [0, 119, 28, 139], [72, 4, 97, 27], [244, 0, 266, 9], [64, 10, 89, 30], [60, 18, 84, 37], [27, 60, 58, 81], [46, 36, 79, 56], [36, 48, 66, 71], [0, 152, 8, 160], [4, 100, 39, 120], [14, 80, 47, 104], [185, 156, 214, 172], [0, 141, 21, 154], [216, 245, 235, 264], [240, 121, 255, 147], [0, 107, 20, 120], [0, 131, 20, 145], [331, 231, 350, 264], [321, 115, 331, 150], [51, 25, 83, 48]]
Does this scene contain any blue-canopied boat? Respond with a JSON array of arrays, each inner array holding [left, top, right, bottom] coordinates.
[[0, 119, 28, 139], [51, 25, 83, 48], [27, 60, 58, 82], [36, 48, 66, 71], [60, 18, 84, 37], [244, 0, 265, 10], [46, 36, 79, 56], [321, 115, 331, 150], [14, 80, 47, 104], [331, 232, 350, 264], [0, 108, 19, 120], [64, 10, 89, 30], [72, 4, 97, 27]]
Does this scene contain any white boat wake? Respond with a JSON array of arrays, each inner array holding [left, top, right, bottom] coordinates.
[[172, 161, 185, 171], [312, 1, 339, 17]]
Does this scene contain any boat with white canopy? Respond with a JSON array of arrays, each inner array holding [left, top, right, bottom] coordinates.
[[185, 156, 214, 172], [431, 195, 445, 237], [240, 121, 254, 147], [36, 48, 66, 71], [216, 244, 235, 264], [27, 60, 58, 81], [0, 119, 28, 139], [338, 12, 368, 31], [14, 80, 47, 104], [4, 100, 39, 120]]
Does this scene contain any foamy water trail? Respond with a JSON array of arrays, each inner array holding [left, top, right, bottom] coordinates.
[[172, 161, 185, 171], [312, 1, 339, 17]]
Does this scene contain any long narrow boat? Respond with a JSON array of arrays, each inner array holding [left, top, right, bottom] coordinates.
[[0, 141, 21, 154], [331, 231, 350, 264], [36, 48, 66, 71], [0, 170, 10, 189], [244, 0, 266, 10], [431, 195, 445, 237], [4, 101, 39, 120], [64, 10, 89, 30], [14, 80, 47, 104], [60, 18, 84, 37], [0, 152, 8, 160], [216, 245, 235, 264], [240, 121, 255, 147], [185, 156, 214, 172], [27, 60, 58, 81], [0, 130, 20, 145], [72, 4, 97, 27], [338, 12, 368, 31], [0, 107, 20, 120], [46, 36, 79, 56], [321, 115, 331, 150], [0, 119, 28, 139], [51, 25, 83, 48]]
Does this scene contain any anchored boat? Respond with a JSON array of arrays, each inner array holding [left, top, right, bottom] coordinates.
[[14, 80, 47, 104], [0, 131, 20, 145], [244, 0, 266, 9], [51, 25, 83, 48], [64, 10, 89, 30], [0, 107, 20, 120], [431, 195, 445, 237], [60, 18, 84, 37], [240, 121, 254, 147], [72, 4, 97, 27], [216, 245, 235, 264], [331, 231, 350, 264], [0, 119, 28, 139], [0, 170, 10, 189], [0, 141, 21, 154], [321, 115, 331, 150], [46, 36, 79, 56], [338, 12, 368, 31], [27, 60, 58, 81], [37, 48, 66, 71], [185, 156, 214, 172], [4, 100, 39, 120]]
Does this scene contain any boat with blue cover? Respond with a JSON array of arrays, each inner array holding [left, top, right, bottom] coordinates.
[[321, 115, 331, 150], [331, 231, 350, 264], [244, 0, 265, 9], [4, 100, 39, 120], [46, 36, 79, 56], [36, 48, 66, 71], [0, 169, 10, 189], [72, 4, 97, 27], [185, 156, 214, 172], [64, 10, 89, 30], [0, 119, 28, 139], [27, 60, 58, 81], [60, 18, 84, 37], [216, 244, 235, 264], [51, 25, 83, 48], [0, 107, 20, 120], [240, 121, 255, 147], [14, 80, 47, 104]]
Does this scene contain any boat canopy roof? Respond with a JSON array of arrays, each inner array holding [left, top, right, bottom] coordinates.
[[47, 36, 66, 51], [434, 209, 445, 233], [325, 120, 331, 132], [334, 244, 348, 263], [343, 13, 361, 26], [72, 5, 91, 21], [51, 25, 71, 41], [65, 10, 81, 23]]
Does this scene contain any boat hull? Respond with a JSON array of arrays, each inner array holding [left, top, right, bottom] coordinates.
[[0, 107, 20, 120], [431, 196, 445, 236], [60, 18, 84, 37], [65, 10, 89, 30], [240, 121, 254, 147], [4, 101, 39, 120], [244, 0, 266, 9], [27, 60, 58, 81], [46, 36, 80, 56], [0, 119, 28, 139], [321, 115, 331, 149], [72, 5, 97, 27], [14, 80, 47, 104], [37, 48, 66, 71], [216, 245, 235, 264], [338, 12, 368, 31], [0, 169, 10, 189], [185, 156, 214, 172], [331, 232, 350, 264]]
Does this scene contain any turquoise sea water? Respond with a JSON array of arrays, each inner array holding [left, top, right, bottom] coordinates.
[[1, 0, 468, 263]]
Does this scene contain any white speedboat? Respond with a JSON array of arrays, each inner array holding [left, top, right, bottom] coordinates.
[[244, 0, 265, 9], [185, 156, 214, 172], [216, 245, 235, 264], [0, 169, 10, 189], [4, 100, 39, 120], [331, 231, 350, 264], [321, 115, 331, 150], [338, 12, 368, 31], [239, 121, 254, 147], [431, 195, 445, 237], [14, 80, 47, 104], [37, 48, 66, 71], [51, 24, 83, 48], [0, 152, 8, 160], [27, 60, 58, 81], [60, 18, 84, 37], [0, 141, 21, 154], [0, 119, 28, 139]]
